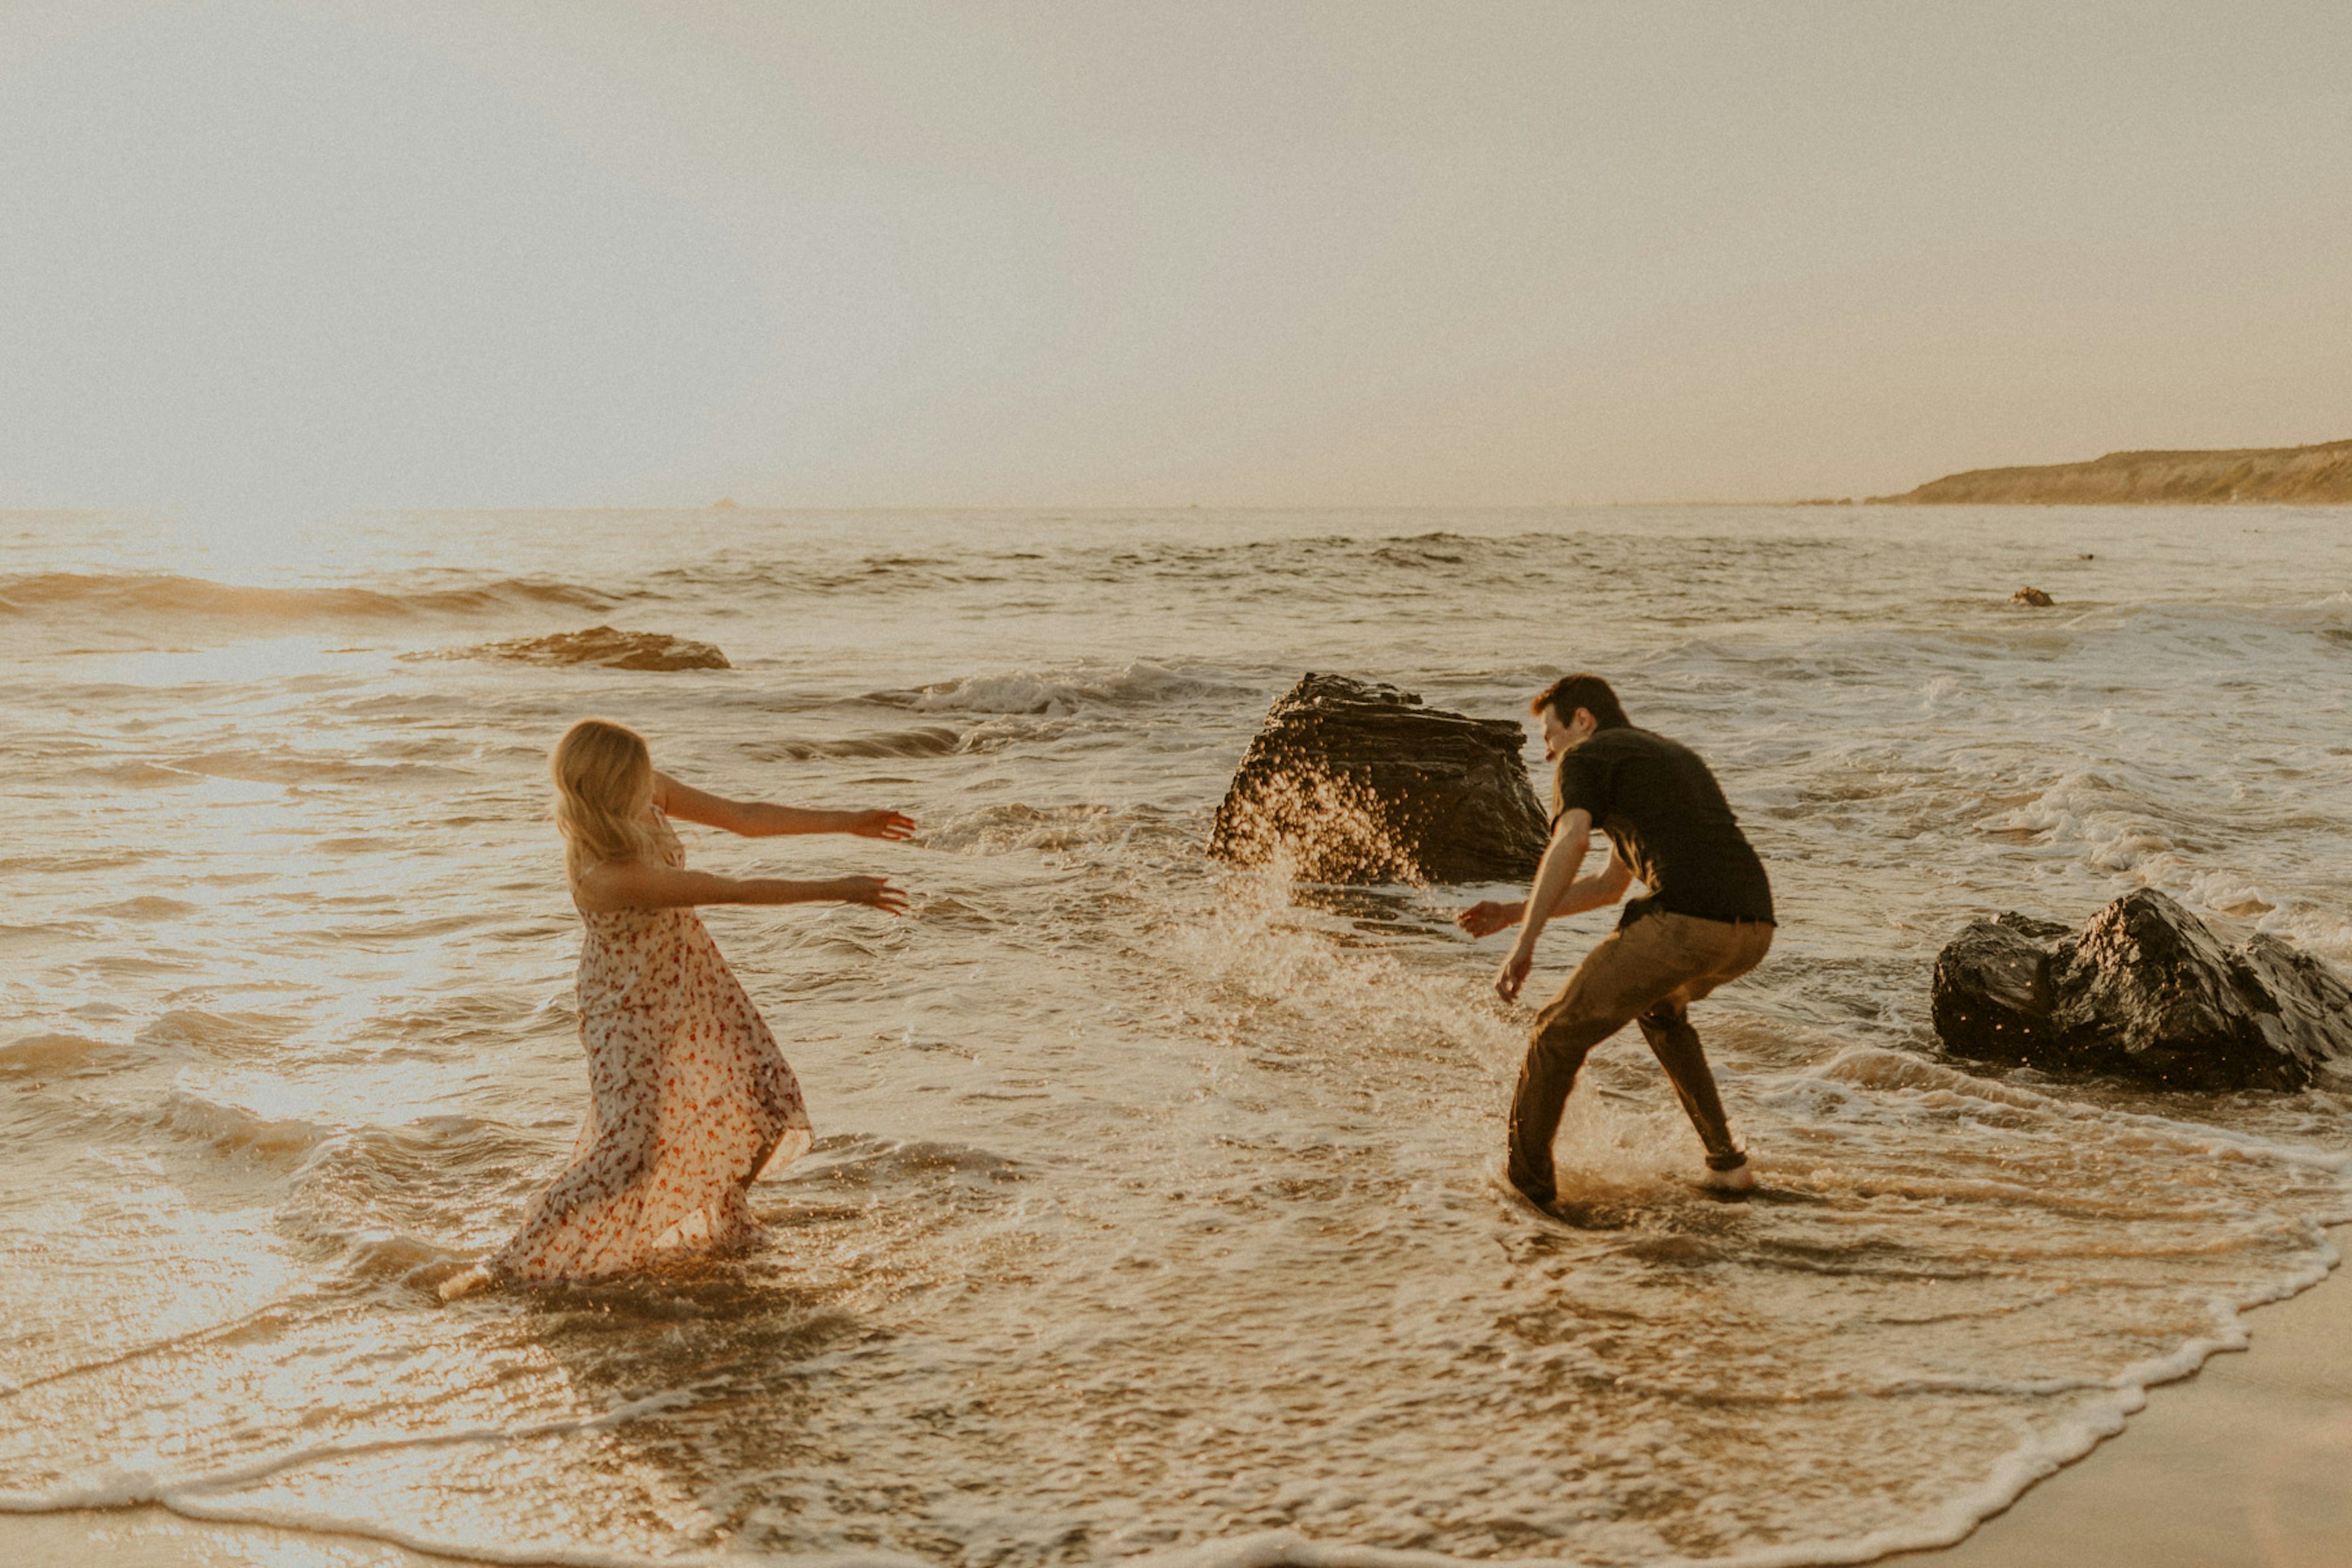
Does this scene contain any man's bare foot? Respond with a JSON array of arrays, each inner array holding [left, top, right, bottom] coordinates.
[[1698, 1158, 1756, 1194]]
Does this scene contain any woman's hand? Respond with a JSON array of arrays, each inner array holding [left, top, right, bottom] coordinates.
[[655, 772, 918, 841], [832, 875, 909, 915], [1455, 899, 1526, 938], [573, 861, 911, 914]]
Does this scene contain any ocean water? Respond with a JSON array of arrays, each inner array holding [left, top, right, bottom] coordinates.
[[2, 505, 2350, 1567]]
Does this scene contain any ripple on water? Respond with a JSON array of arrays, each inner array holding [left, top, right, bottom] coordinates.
[[2, 507, 2350, 1564]]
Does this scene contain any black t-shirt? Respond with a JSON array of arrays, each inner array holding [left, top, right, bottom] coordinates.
[[1551, 726, 1774, 929]]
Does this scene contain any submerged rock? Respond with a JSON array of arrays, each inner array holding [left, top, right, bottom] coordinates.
[[1931, 889, 2352, 1090], [454, 626, 731, 671], [1207, 673, 1548, 884]]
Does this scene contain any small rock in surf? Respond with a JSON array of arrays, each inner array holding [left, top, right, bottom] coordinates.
[[450, 626, 732, 671], [1932, 889, 2352, 1090], [1208, 673, 1548, 884]]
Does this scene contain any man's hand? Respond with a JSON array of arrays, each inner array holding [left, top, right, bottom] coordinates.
[[847, 809, 916, 841], [1456, 899, 1526, 938], [1489, 810, 1589, 1003], [1494, 945, 1534, 1003]]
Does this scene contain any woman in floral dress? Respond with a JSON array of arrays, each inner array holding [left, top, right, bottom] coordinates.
[[451, 718, 911, 1292]]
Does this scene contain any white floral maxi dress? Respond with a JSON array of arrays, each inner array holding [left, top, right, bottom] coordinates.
[[489, 809, 813, 1280]]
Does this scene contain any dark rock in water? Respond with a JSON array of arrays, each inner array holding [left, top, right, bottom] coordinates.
[[1995, 910, 2073, 941], [2234, 938, 2352, 1066], [2052, 896, 2352, 1088], [1208, 673, 1548, 884], [459, 626, 731, 671], [2011, 586, 2056, 606], [1931, 919, 2057, 1058], [1931, 888, 2352, 1090]]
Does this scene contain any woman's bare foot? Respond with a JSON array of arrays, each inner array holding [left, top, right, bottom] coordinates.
[[437, 1265, 494, 1302], [715, 1189, 772, 1250], [717, 1220, 774, 1252]]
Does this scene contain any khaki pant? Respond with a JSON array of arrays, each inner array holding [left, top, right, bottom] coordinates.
[[1507, 912, 1774, 1203]]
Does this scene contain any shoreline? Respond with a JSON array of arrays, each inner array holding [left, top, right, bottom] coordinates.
[[7, 1227, 2350, 1568], [1890, 1221, 2352, 1568]]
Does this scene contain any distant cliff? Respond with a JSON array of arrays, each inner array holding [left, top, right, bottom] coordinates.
[[1872, 438, 2352, 505]]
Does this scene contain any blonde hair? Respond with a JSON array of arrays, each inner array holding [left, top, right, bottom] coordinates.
[[551, 718, 658, 880]]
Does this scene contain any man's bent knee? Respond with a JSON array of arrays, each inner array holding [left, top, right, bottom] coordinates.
[[1636, 997, 1689, 1034], [1525, 1020, 1593, 1076]]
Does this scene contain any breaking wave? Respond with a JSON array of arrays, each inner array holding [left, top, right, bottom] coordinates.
[[0, 571, 614, 624], [7, 505, 2352, 1567], [878, 660, 1236, 716]]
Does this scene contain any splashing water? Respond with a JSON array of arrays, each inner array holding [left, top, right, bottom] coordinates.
[[2, 505, 2350, 1566]]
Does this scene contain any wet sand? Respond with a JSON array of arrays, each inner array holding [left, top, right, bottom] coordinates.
[[8, 1230, 2350, 1568], [1895, 1223, 2352, 1568]]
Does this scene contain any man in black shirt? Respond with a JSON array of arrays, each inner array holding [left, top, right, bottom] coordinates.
[[1457, 674, 1774, 1210]]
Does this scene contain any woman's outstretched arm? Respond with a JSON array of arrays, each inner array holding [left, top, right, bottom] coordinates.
[[654, 771, 915, 841], [573, 859, 908, 916]]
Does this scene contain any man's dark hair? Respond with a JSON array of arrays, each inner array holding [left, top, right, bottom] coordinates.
[[1530, 674, 1630, 729]]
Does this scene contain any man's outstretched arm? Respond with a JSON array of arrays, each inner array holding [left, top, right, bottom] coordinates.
[[1493, 810, 1595, 1002], [1457, 835, 1630, 938]]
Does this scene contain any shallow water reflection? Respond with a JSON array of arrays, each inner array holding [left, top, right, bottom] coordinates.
[[3, 507, 2350, 1564]]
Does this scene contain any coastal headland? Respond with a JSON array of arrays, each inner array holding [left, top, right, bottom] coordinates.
[[1871, 437, 2352, 505]]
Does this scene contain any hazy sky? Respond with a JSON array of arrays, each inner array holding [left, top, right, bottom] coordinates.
[[2, 1, 2346, 511]]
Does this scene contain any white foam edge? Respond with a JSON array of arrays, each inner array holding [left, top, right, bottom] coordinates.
[[0, 1385, 777, 1568], [6, 1245, 2337, 1568], [1803, 1044, 2352, 1175], [0, 1487, 932, 1568], [6, 1058, 2347, 1568], [1134, 1240, 2346, 1568]]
